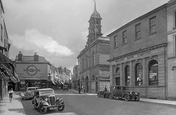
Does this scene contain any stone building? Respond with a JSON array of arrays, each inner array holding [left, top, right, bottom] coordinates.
[[167, 0, 176, 99], [77, 1, 110, 93], [107, 0, 176, 100], [72, 65, 79, 89]]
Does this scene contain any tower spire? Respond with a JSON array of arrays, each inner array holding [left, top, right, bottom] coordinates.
[[94, 0, 96, 12]]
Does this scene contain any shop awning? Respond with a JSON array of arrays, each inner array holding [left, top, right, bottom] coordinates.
[[0, 52, 20, 83], [0, 64, 20, 83]]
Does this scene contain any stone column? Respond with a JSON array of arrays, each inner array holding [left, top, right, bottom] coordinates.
[[142, 58, 146, 85], [130, 61, 133, 86], [120, 63, 124, 86], [111, 65, 115, 86]]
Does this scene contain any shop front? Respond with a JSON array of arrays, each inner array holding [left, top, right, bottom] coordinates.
[[0, 53, 19, 99]]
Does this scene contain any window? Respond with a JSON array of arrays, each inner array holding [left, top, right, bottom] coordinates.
[[92, 52, 95, 66], [135, 23, 141, 40], [92, 75, 95, 80], [149, 16, 156, 34], [86, 55, 88, 68], [115, 77, 120, 85], [114, 35, 118, 48], [174, 11, 176, 28], [122, 30, 127, 45], [135, 63, 143, 86], [115, 67, 120, 74], [148, 60, 158, 86], [175, 36, 176, 56], [1, 25, 3, 42], [125, 65, 130, 86]]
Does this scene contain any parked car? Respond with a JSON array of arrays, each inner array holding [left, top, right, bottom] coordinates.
[[97, 87, 109, 98], [21, 87, 38, 100], [63, 85, 68, 91], [108, 86, 140, 101], [32, 88, 65, 114]]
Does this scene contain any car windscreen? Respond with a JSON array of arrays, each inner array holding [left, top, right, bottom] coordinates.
[[39, 90, 54, 96]]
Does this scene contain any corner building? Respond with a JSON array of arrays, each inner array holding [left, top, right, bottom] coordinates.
[[15, 52, 53, 91], [77, 2, 110, 93], [108, 3, 170, 99]]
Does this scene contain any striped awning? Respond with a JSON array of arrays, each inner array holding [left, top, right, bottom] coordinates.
[[0, 52, 20, 83], [0, 64, 19, 83]]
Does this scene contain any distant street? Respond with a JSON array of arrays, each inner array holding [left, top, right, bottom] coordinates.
[[21, 89, 176, 115]]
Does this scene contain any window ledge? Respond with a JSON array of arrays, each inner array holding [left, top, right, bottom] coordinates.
[[122, 43, 127, 46], [149, 31, 157, 36]]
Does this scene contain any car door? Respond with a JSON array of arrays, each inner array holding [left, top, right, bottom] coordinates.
[[115, 86, 122, 97]]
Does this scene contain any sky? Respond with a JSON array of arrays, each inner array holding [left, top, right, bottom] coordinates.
[[2, 0, 170, 72]]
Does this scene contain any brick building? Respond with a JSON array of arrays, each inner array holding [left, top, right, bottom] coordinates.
[[15, 52, 53, 91], [107, 0, 176, 100], [77, 1, 110, 93]]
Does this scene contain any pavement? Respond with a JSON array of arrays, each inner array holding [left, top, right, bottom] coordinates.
[[0, 92, 26, 115], [0, 90, 176, 115]]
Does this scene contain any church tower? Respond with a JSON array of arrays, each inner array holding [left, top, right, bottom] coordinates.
[[87, 0, 103, 45]]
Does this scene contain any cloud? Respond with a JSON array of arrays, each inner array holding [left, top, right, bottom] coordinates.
[[9, 29, 74, 56]]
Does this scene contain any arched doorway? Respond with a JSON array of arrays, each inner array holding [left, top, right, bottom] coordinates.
[[148, 60, 158, 86], [135, 63, 143, 86], [125, 65, 130, 86]]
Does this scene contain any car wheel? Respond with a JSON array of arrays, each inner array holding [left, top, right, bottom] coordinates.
[[135, 95, 140, 101], [34, 103, 38, 109], [124, 94, 130, 101], [109, 93, 113, 99], [97, 93, 100, 98], [58, 104, 65, 111], [39, 105, 48, 114], [104, 94, 106, 98]]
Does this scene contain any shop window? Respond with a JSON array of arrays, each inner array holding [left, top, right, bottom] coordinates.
[[135, 63, 143, 86], [125, 65, 130, 86], [148, 60, 158, 86]]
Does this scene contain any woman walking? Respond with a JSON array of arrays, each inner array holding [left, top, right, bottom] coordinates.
[[8, 88, 14, 103]]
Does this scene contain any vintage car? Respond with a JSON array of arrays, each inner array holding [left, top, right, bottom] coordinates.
[[63, 85, 68, 91], [97, 89, 109, 98], [32, 88, 65, 114], [21, 87, 38, 100], [108, 86, 140, 101]]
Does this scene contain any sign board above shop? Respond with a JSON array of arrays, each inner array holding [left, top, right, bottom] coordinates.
[[114, 45, 165, 63], [16, 64, 48, 79]]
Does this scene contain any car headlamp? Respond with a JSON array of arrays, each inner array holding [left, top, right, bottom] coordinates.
[[45, 97, 48, 101]]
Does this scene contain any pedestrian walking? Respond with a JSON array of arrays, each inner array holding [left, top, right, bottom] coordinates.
[[8, 88, 14, 103], [78, 86, 81, 94]]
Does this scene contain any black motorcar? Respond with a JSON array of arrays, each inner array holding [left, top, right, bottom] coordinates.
[[108, 86, 140, 101], [63, 85, 68, 91], [97, 90, 109, 98], [32, 88, 65, 114]]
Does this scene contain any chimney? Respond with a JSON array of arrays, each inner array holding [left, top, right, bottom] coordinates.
[[34, 52, 38, 61], [18, 51, 23, 61]]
